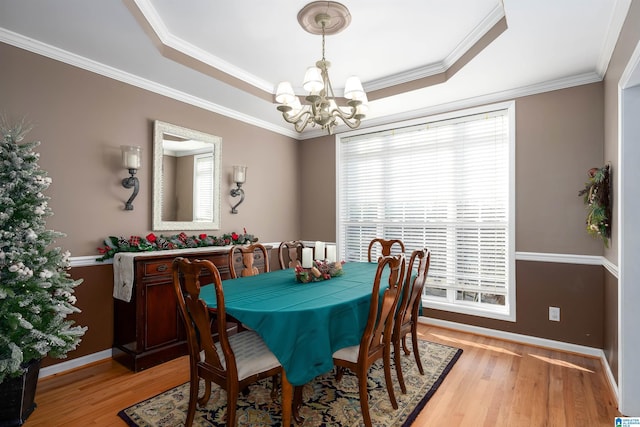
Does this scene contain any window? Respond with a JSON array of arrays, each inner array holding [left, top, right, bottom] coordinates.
[[337, 102, 515, 320], [193, 153, 214, 222]]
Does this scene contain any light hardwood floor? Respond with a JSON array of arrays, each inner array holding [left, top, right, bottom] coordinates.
[[25, 324, 621, 426]]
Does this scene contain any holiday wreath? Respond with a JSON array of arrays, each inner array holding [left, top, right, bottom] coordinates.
[[578, 164, 611, 247]]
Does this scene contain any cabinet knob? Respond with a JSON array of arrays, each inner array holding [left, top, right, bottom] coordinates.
[[156, 264, 168, 272]]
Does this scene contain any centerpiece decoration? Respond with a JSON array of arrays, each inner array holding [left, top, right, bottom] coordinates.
[[294, 260, 344, 283], [96, 228, 257, 261], [294, 242, 344, 283]]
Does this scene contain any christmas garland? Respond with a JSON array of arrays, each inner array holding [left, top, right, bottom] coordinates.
[[96, 229, 257, 261], [578, 164, 611, 247]]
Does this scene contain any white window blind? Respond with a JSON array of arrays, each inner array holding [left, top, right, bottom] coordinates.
[[337, 105, 514, 319], [193, 153, 214, 222]]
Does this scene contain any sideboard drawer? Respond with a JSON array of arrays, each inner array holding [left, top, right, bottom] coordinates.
[[142, 260, 172, 277]]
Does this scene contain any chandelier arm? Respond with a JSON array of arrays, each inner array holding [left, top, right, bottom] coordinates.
[[338, 117, 362, 129], [331, 105, 358, 121], [281, 107, 311, 124], [295, 116, 312, 133]]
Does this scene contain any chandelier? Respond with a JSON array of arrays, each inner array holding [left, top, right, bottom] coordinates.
[[275, 2, 368, 135]]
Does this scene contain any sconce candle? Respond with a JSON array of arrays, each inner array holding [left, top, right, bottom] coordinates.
[[233, 165, 247, 184], [230, 165, 247, 214], [122, 145, 142, 169], [120, 145, 142, 210]]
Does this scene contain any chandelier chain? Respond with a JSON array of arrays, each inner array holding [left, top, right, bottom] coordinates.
[[321, 22, 326, 61]]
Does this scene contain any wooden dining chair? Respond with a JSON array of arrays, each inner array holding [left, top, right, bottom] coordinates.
[[172, 257, 282, 427], [392, 248, 431, 393], [278, 240, 305, 269], [228, 243, 270, 278], [332, 254, 406, 427], [367, 238, 405, 262]]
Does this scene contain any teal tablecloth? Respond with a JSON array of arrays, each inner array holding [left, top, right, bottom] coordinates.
[[200, 262, 382, 386]]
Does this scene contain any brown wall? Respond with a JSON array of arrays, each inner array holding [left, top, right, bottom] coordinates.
[[515, 86, 604, 255], [299, 84, 607, 348], [428, 261, 604, 347], [1, 42, 301, 256], [41, 264, 114, 368], [299, 134, 336, 241], [603, 269, 619, 382]]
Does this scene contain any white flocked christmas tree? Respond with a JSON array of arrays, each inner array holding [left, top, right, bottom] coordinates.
[[0, 117, 86, 382]]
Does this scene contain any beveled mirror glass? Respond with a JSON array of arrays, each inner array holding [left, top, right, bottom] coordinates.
[[153, 120, 222, 231]]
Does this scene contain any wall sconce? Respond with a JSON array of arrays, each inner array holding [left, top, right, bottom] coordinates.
[[121, 145, 141, 211], [230, 165, 247, 214]]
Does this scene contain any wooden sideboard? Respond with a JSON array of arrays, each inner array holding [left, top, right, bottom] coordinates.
[[112, 246, 269, 371]]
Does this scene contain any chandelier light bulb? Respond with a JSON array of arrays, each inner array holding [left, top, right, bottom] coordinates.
[[303, 66, 324, 93], [344, 76, 365, 101], [275, 82, 296, 105]]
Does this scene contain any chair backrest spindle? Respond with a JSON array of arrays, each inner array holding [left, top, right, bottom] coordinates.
[[367, 238, 405, 262], [278, 240, 305, 269], [228, 243, 270, 278]]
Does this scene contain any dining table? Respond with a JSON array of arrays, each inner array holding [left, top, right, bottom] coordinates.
[[199, 261, 385, 426]]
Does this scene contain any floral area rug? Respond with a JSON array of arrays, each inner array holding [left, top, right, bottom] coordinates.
[[118, 340, 462, 426]]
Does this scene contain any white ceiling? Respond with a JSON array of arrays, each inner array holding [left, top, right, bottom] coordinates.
[[0, 0, 630, 139]]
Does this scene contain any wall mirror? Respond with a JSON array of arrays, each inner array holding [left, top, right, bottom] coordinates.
[[153, 120, 222, 231]]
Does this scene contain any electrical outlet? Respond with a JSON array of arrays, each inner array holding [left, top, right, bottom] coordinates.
[[549, 306, 560, 322]]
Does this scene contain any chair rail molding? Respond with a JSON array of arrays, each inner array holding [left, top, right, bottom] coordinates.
[[515, 251, 618, 278], [71, 250, 618, 274]]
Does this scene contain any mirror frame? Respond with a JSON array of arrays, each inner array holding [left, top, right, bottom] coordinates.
[[152, 120, 222, 231]]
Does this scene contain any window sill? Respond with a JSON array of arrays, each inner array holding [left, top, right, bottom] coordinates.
[[422, 298, 515, 322]]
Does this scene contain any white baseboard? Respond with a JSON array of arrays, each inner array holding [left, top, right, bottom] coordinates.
[[421, 316, 602, 356], [419, 317, 620, 404], [39, 349, 113, 379]]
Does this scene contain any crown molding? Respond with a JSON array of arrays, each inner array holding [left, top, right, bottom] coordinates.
[[0, 27, 299, 139], [444, 2, 506, 69], [596, 0, 632, 76], [364, 2, 506, 93], [130, 0, 274, 94]]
